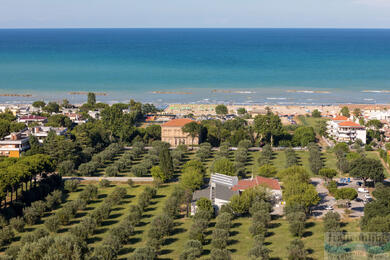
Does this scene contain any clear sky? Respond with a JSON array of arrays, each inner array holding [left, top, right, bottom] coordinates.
[[1, 0, 390, 28]]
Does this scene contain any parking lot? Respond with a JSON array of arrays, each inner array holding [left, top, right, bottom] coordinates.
[[310, 177, 366, 218]]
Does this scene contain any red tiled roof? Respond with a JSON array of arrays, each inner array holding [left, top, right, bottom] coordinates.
[[232, 176, 281, 191], [162, 118, 195, 127], [20, 115, 47, 120], [333, 115, 348, 121], [338, 121, 363, 127]]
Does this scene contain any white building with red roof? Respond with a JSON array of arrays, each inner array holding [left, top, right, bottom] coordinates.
[[161, 118, 199, 147], [232, 176, 282, 200], [327, 115, 366, 144]]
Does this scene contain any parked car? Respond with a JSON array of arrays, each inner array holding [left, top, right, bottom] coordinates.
[[325, 205, 334, 210], [364, 194, 372, 199], [358, 188, 369, 193]]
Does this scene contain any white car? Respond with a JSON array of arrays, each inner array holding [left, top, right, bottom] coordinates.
[[325, 205, 334, 210], [358, 188, 369, 193], [364, 194, 372, 199]]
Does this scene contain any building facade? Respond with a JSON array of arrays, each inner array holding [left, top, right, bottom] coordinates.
[[327, 116, 366, 144], [161, 118, 199, 147], [0, 132, 30, 158]]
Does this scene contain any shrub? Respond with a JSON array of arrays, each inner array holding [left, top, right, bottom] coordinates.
[[127, 178, 134, 187], [45, 191, 63, 210], [79, 184, 98, 202], [0, 226, 15, 247], [105, 165, 119, 177], [334, 188, 358, 200], [57, 160, 75, 176], [210, 248, 231, 260], [258, 164, 277, 177], [99, 179, 111, 187], [10, 216, 25, 232], [91, 245, 116, 260], [128, 247, 156, 260], [23, 207, 40, 225], [64, 179, 80, 192], [132, 164, 148, 177], [211, 228, 229, 249], [31, 201, 47, 217], [44, 216, 60, 233], [0, 215, 8, 228]]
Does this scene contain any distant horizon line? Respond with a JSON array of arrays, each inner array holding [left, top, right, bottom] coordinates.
[[1, 27, 390, 30]]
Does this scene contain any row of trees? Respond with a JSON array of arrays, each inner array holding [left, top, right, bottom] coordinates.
[[76, 143, 122, 176], [0, 154, 55, 207], [210, 211, 233, 259], [248, 201, 272, 259]]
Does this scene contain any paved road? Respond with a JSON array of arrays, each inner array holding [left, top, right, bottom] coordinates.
[[63, 176, 154, 182]]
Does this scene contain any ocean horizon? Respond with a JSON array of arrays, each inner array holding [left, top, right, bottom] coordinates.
[[1, 28, 390, 105]]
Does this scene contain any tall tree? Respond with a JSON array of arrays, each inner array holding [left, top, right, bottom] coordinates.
[[349, 158, 384, 186], [340, 106, 350, 117], [159, 146, 174, 181], [254, 113, 282, 146], [87, 92, 96, 106], [182, 122, 201, 149]]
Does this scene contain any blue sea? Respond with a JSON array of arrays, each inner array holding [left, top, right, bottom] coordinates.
[[1, 28, 390, 105]]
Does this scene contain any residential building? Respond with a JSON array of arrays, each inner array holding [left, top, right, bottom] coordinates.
[[327, 116, 366, 144], [29, 126, 67, 143], [191, 173, 239, 215], [161, 118, 198, 147], [0, 132, 30, 158], [18, 115, 47, 124], [232, 176, 282, 201]]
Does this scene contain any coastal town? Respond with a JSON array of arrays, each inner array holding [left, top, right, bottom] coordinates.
[[0, 93, 390, 259]]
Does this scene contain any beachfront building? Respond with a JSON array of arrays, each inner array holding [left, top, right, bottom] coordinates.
[[0, 132, 30, 158], [327, 116, 366, 144], [161, 118, 198, 147]]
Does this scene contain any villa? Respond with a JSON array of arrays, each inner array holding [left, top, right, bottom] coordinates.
[[161, 118, 198, 147], [0, 132, 30, 158]]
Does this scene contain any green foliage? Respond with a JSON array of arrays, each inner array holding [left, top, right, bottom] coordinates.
[[334, 188, 358, 200], [318, 168, 338, 181], [340, 107, 350, 117], [257, 164, 277, 177], [211, 228, 229, 249], [128, 247, 156, 260], [10, 217, 25, 233], [196, 198, 214, 215], [254, 112, 283, 145], [258, 144, 273, 166], [349, 157, 384, 185], [285, 148, 298, 168], [292, 127, 316, 147], [32, 100, 46, 108], [159, 146, 174, 181], [99, 179, 111, 187], [287, 239, 307, 260], [182, 122, 201, 147], [44, 215, 61, 233], [180, 167, 204, 191], [211, 157, 236, 176], [88, 92, 96, 106], [46, 114, 72, 127], [311, 109, 321, 118], [64, 179, 79, 192], [215, 104, 228, 115]]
